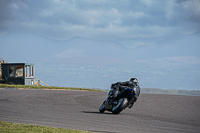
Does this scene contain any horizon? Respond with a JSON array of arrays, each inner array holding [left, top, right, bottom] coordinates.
[[1, 31, 200, 90], [1, 0, 200, 91]]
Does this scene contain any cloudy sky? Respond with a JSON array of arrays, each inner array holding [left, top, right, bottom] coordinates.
[[0, 0, 200, 48]]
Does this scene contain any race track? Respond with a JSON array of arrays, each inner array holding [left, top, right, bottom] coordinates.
[[0, 88, 200, 133]]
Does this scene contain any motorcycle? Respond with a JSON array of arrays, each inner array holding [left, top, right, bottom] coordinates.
[[99, 87, 136, 114]]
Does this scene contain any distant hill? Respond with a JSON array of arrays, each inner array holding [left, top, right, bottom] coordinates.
[[50, 36, 134, 64], [1, 31, 200, 90], [0, 32, 65, 62], [0, 32, 134, 64], [1, 31, 199, 63], [134, 31, 200, 59]]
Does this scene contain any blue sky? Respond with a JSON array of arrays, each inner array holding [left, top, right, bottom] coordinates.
[[0, 0, 200, 48]]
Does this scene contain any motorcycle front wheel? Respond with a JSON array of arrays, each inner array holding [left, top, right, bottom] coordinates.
[[112, 98, 128, 114], [99, 100, 106, 113]]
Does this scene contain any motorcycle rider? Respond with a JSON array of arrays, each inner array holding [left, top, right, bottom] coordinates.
[[108, 77, 140, 108]]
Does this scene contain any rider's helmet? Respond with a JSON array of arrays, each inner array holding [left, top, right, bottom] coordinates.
[[130, 77, 138, 83]]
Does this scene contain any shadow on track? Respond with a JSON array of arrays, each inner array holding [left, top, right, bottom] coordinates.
[[82, 111, 114, 115]]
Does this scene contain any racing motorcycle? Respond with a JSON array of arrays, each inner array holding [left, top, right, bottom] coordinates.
[[99, 87, 136, 114]]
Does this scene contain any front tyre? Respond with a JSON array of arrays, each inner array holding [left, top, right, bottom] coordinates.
[[112, 98, 128, 114], [99, 101, 106, 113]]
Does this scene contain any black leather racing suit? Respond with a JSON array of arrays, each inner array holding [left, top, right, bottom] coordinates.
[[111, 81, 140, 102]]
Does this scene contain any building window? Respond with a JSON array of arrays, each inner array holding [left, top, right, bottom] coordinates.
[[25, 66, 30, 77], [16, 65, 23, 77], [30, 66, 33, 77], [25, 65, 33, 77], [9, 65, 24, 77], [9, 66, 15, 77]]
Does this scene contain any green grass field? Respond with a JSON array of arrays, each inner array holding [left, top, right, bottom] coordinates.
[[0, 121, 92, 133], [0, 84, 102, 92]]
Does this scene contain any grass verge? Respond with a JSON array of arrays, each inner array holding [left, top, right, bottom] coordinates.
[[0, 121, 92, 133], [141, 88, 200, 96], [0, 84, 102, 91]]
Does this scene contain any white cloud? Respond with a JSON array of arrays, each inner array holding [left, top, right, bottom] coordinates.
[[181, 0, 200, 21], [0, 0, 200, 48], [55, 49, 86, 58], [128, 11, 144, 19], [165, 56, 200, 64], [10, 3, 20, 10], [40, 10, 54, 17], [140, 0, 154, 6]]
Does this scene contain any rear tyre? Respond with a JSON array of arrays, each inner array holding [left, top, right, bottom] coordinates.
[[112, 98, 128, 114], [99, 101, 106, 113]]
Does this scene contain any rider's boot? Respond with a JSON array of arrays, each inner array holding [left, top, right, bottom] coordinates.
[[128, 95, 137, 108], [128, 102, 134, 108]]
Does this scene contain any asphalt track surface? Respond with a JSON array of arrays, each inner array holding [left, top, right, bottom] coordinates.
[[0, 89, 200, 133]]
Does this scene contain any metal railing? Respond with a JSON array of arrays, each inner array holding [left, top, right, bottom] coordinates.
[[34, 77, 50, 86]]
